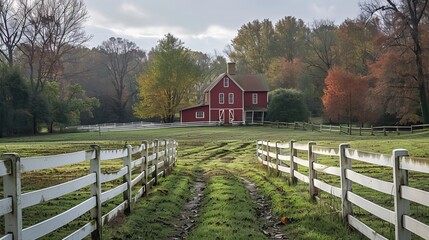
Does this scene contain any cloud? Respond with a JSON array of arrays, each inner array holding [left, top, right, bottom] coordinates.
[[120, 3, 147, 19], [310, 3, 336, 19], [192, 25, 236, 40]]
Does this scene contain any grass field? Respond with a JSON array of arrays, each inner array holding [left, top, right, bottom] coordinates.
[[0, 126, 428, 239]]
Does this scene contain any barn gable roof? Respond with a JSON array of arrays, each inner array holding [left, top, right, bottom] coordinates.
[[233, 74, 269, 92], [204, 73, 269, 92]]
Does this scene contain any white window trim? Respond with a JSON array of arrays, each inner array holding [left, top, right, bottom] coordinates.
[[195, 111, 204, 119], [224, 78, 229, 87], [252, 93, 258, 104], [219, 93, 224, 104], [228, 93, 234, 104]]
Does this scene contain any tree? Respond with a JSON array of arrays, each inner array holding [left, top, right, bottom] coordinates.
[[335, 18, 378, 75], [190, 51, 226, 104], [43, 81, 99, 132], [18, 0, 90, 133], [273, 16, 308, 62], [361, 0, 429, 122], [266, 57, 303, 89], [98, 37, 145, 122], [367, 50, 421, 124], [322, 67, 370, 125], [134, 34, 199, 122], [304, 20, 338, 74], [267, 88, 309, 122], [0, 0, 30, 64], [229, 19, 275, 73], [0, 63, 30, 137]]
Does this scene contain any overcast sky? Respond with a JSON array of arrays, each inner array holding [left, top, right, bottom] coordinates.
[[83, 0, 362, 55]]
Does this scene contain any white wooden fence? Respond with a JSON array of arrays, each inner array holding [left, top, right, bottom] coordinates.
[[256, 140, 429, 240], [263, 121, 429, 136], [0, 139, 177, 240], [73, 121, 216, 132]]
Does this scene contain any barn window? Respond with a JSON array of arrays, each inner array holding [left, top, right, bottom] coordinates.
[[195, 111, 204, 119], [219, 93, 224, 104], [252, 93, 258, 104], [224, 77, 229, 87], [229, 93, 234, 104]]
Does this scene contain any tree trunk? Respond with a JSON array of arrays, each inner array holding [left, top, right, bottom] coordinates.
[[49, 121, 54, 134], [409, 2, 429, 123], [0, 110, 4, 138], [415, 44, 429, 122], [32, 114, 38, 135]]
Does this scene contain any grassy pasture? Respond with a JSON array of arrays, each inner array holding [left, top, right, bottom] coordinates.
[[0, 126, 428, 239]]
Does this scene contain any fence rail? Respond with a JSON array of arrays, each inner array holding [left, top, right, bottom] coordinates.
[[0, 139, 178, 240], [256, 140, 429, 240], [262, 121, 429, 136], [72, 121, 216, 132]]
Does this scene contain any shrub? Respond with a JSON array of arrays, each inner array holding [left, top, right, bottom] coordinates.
[[267, 88, 309, 122]]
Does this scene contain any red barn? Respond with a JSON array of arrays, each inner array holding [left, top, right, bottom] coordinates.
[[180, 63, 269, 124]]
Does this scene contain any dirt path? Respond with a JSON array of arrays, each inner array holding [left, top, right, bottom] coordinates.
[[177, 141, 288, 239], [242, 178, 288, 239], [170, 177, 206, 239]]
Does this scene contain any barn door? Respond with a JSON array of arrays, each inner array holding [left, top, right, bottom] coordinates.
[[219, 109, 224, 123], [229, 109, 234, 123]]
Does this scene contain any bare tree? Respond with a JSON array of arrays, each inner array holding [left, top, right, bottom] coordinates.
[[191, 52, 226, 104], [0, 0, 30, 64], [18, 0, 90, 133], [303, 20, 338, 74], [20, 0, 90, 94], [98, 37, 145, 122], [361, 0, 429, 122]]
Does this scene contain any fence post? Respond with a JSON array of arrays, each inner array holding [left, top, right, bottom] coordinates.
[[308, 142, 317, 200], [359, 126, 362, 136], [163, 139, 168, 176], [392, 149, 410, 240], [142, 141, 149, 196], [339, 125, 342, 135], [411, 125, 413, 134], [154, 139, 159, 185], [319, 124, 322, 132], [172, 140, 177, 166], [166, 140, 171, 172], [256, 141, 259, 163], [172, 140, 176, 168], [2, 153, 22, 240], [371, 125, 374, 136], [275, 141, 280, 177], [339, 143, 352, 222], [266, 141, 271, 175], [123, 145, 133, 215], [396, 126, 400, 135], [289, 140, 297, 185], [90, 145, 102, 240]]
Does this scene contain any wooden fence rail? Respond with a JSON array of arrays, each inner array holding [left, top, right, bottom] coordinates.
[[0, 139, 178, 240], [262, 121, 429, 136], [256, 140, 429, 240]]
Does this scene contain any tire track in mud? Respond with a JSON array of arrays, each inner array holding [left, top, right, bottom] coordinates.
[[177, 141, 287, 239], [170, 172, 206, 239]]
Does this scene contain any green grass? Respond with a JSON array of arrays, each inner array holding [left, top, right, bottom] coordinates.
[[0, 126, 428, 239], [187, 175, 266, 240]]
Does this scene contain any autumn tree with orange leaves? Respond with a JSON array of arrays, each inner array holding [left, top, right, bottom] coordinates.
[[322, 67, 371, 126]]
